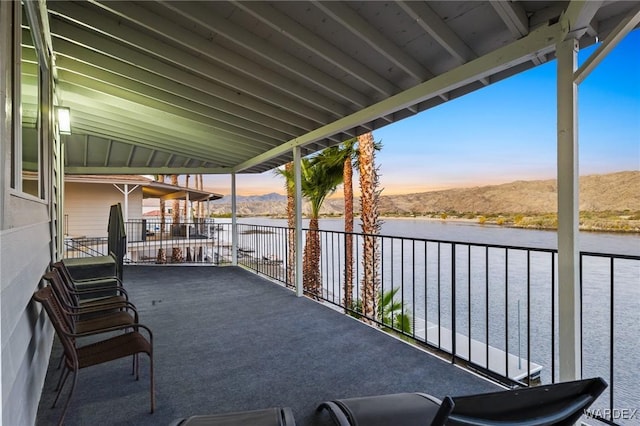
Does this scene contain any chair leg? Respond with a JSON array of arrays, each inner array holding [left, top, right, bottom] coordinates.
[[54, 365, 68, 392], [135, 354, 140, 380], [57, 370, 78, 426], [149, 352, 155, 413], [52, 368, 70, 408]]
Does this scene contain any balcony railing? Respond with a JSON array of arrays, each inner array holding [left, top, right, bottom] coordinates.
[[63, 220, 638, 425], [63, 236, 108, 258], [234, 223, 638, 425]]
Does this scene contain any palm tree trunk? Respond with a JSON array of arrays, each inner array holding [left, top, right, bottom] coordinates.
[[157, 175, 166, 234], [171, 175, 180, 234], [183, 174, 190, 219], [358, 132, 381, 322], [285, 162, 295, 287], [303, 217, 321, 297], [343, 155, 354, 309]]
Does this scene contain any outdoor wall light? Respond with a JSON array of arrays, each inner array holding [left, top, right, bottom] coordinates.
[[56, 106, 71, 134]]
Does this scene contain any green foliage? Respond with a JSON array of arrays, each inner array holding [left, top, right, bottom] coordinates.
[[348, 288, 412, 334], [379, 287, 412, 333], [274, 151, 345, 219]]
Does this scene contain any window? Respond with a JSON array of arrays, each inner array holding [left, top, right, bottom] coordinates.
[[13, 1, 46, 198]]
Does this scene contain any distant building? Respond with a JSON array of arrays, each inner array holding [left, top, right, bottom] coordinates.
[[64, 175, 222, 238]]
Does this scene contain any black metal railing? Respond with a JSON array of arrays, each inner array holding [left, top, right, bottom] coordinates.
[[65, 220, 637, 424], [63, 237, 108, 258], [233, 223, 638, 425], [123, 219, 232, 265]]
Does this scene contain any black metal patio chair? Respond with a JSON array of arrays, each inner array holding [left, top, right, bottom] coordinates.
[[317, 377, 607, 426]]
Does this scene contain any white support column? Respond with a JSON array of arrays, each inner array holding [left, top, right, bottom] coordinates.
[[556, 37, 581, 382], [113, 183, 139, 223], [231, 173, 238, 266], [123, 184, 129, 223], [293, 147, 303, 297]]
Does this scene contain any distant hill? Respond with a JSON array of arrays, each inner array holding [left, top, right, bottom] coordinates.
[[207, 171, 640, 218]]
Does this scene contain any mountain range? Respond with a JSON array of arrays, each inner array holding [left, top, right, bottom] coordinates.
[[208, 171, 639, 217]]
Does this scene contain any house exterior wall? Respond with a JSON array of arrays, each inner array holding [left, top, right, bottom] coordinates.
[[0, 2, 61, 424], [64, 182, 143, 237]]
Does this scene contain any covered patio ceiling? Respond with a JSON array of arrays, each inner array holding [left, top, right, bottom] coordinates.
[[26, 1, 639, 175]]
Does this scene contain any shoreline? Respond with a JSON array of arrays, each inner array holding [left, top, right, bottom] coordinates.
[[229, 213, 640, 234]]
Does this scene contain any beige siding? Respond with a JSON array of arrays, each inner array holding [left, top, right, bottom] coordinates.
[[64, 182, 143, 237]]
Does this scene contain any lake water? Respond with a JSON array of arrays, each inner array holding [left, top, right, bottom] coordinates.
[[234, 217, 639, 422]]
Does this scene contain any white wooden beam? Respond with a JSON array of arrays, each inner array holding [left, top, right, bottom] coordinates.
[[490, 1, 529, 37], [158, 0, 368, 111], [48, 3, 332, 125], [314, 1, 430, 83], [234, 1, 397, 99], [89, 0, 350, 118], [231, 173, 238, 266], [49, 23, 321, 131], [236, 21, 566, 172], [397, 1, 477, 64], [574, 4, 640, 85], [293, 146, 303, 297], [65, 166, 233, 175], [562, 0, 603, 39], [55, 58, 292, 143], [54, 43, 309, 136], [556, 37, 581, 382], [57, 73, 281, 148]]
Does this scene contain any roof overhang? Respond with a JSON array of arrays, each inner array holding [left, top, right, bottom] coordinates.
[[64, 174, 223, 201], [21, 1, 638, 175]]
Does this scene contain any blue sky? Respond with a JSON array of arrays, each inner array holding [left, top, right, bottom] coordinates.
[[206, 30, 639, 196]]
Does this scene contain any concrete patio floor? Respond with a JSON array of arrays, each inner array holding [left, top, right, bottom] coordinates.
[[36, 265, 499, 425]]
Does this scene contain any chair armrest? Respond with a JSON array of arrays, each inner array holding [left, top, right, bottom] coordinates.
[[317, 401, 351, 426], [62, 300, 139, 322], [74, 285, 129, 300], [64, 322, 153, 343]]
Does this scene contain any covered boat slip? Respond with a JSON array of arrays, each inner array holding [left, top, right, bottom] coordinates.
[[35, 266, 499, 425]]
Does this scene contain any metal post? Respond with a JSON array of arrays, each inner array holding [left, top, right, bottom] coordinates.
[[231, 173, 238, 266], [556, 37, 581, 382], [294, 146, 303, 297]]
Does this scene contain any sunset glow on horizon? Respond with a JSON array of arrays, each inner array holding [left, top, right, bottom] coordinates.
[[202, 30, 639, 197]]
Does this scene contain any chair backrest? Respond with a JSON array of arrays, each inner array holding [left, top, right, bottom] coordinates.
[[52, 261, 79, 291], [431, 378, 607, 426], [43, 269, 79, 309], [32, 286, 79, 370], [107, 203, 126, 279]]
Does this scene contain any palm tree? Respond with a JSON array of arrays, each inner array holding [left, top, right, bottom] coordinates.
[[284, 162, 295, 287], [340, 138, 357, 309], [170, 174, 180, 225], [276, 152, 344, 296], [156, 174, 166, 234], [358, 132, 382, 322]]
